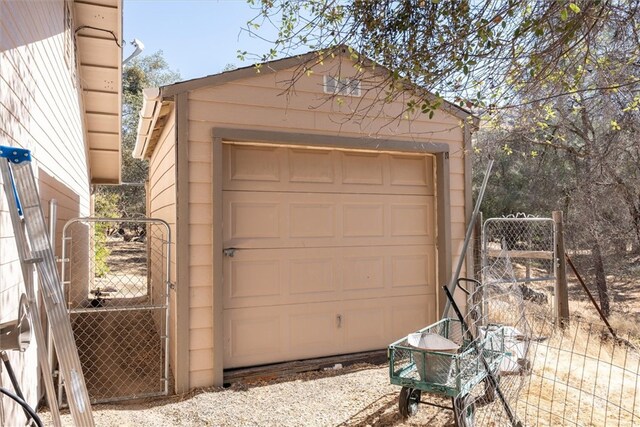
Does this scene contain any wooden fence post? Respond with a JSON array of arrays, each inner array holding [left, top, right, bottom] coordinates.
[[553, 210, 570, 326]]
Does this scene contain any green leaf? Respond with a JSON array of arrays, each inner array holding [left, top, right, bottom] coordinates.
[[560, 9, 568, 21], [569, 3, 581, 13], [610, 120, 621, 130]]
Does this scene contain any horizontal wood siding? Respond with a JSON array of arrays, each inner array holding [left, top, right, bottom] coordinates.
[[187, 136, 215, 387], [147, 108, 178, 381], [0, 1, 91, 421], [181, 58, 468, 385]]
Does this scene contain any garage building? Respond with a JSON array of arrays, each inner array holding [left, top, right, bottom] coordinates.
[[133, 47, 477, 392]]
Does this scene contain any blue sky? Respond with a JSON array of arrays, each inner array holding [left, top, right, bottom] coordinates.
[[123, 0, 279, 81]]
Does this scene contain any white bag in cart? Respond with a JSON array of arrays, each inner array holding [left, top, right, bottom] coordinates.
[[408, 332, 460, 383]]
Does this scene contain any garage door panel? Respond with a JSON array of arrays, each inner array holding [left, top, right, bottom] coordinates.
[[224, 245, 435, 309], [224, 191, 434, 248], [222, 143, 437, 369], [391, 203, 433, 237], [340, 295, 435, 353], [391, 253, 435, 289], [389, 154, 433, 189], [224, 309, 282, 368], [224, 295, 436, 368], [223, 144, 433, 195], [288, 148, 335, 183], [224, 302, 342, 368], [228, 144, 281, 182], [225, 249, 335, 308], [342, 204, 384, 237], [341, 301, 386, 351], [289, 203, 335, 238], [341, 151, 384, 185], [289, 257, 335, 295], [342, 255, 385, 291], [229, 202, 280, 239], [289, 308, 340, 357], [229, 259, 281, 299]]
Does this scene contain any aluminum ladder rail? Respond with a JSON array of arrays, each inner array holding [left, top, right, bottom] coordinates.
[[0, 146, 94, 426]]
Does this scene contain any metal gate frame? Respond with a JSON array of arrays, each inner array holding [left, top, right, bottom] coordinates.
[[59, 217, 171, 404], [482, 214, 557, 285]]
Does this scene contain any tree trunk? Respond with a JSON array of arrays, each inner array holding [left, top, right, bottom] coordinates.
[[592, 240, 610, 318], [617, 181, 640, 253], [632, 198, 640, 254]]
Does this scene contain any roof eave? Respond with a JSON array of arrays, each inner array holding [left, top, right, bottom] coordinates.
[[133, 88, 162, 160], [133, 88, 175, 160], [74, 0, 123, 185]]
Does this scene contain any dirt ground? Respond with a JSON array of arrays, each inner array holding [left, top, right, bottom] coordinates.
[[94, 238, 149, 299], [70, 236, 165, 405], [39, 363, 457, 427]]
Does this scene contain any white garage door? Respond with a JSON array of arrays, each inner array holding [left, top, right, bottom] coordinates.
[[222, 143, 437, 368]]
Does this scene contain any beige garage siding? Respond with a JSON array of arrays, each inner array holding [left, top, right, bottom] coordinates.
[[180, 58, 469, 386], [222, 144, 437, 368], [147, 107, 179, 380]]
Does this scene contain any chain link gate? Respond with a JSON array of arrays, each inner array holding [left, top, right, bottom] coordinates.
[[59, 217, 171, 404], [482, 214, 556, 307]]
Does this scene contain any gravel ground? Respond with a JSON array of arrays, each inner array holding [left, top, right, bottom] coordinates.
[[38, 364, 456, 427]]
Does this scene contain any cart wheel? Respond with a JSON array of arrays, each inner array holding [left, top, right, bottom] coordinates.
[[453, 394, 475, 427], [483, 372, 501, 404], [398, 387, 421, 419]]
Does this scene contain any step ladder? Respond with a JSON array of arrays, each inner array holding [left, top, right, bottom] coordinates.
[[0, 146, 94, 426]]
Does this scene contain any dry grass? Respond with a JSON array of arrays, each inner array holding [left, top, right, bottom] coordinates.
[[471, 261, 640, 427], [514, 310, 640, 426]]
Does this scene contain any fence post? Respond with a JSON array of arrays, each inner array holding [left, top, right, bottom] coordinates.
[[473, 211, 483, 281], [553, 210, 570, 326]]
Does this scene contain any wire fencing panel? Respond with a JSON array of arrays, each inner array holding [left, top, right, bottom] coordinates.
[[60, 218, 171, 404], [458, 240, 640, 427], [483, 215, 556, 303]]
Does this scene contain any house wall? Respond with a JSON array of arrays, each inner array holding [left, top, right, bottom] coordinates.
[[0, 0, 91, 422], [146, 107, 178, 383], [181, 58, 469, 387]]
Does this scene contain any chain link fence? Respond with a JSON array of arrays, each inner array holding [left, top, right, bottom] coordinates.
[[59, 218, 171, 404], [482, 214, 556, 306]]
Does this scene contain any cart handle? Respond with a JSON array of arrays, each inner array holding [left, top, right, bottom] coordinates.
[[455, 278, 481, 296], [443, 285, 522, 427]]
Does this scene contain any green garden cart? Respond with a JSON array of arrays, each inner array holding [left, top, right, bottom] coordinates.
[[388, 317, 507, 426]]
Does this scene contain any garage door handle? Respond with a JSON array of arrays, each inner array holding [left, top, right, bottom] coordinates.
[[336, 314, 342, 328], [223, 248, 237, 257]]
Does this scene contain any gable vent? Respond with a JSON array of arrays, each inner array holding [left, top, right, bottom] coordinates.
[[323, 75, 361, 97]]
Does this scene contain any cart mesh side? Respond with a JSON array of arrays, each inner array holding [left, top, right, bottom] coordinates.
[[389, 318, 505, 397]]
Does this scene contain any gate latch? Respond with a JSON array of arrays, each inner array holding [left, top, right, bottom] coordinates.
[[223, 248, 237, 257]]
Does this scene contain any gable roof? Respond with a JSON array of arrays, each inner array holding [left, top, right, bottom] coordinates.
[[134, 46, 478, 159], [166, 46, 476, 121]]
